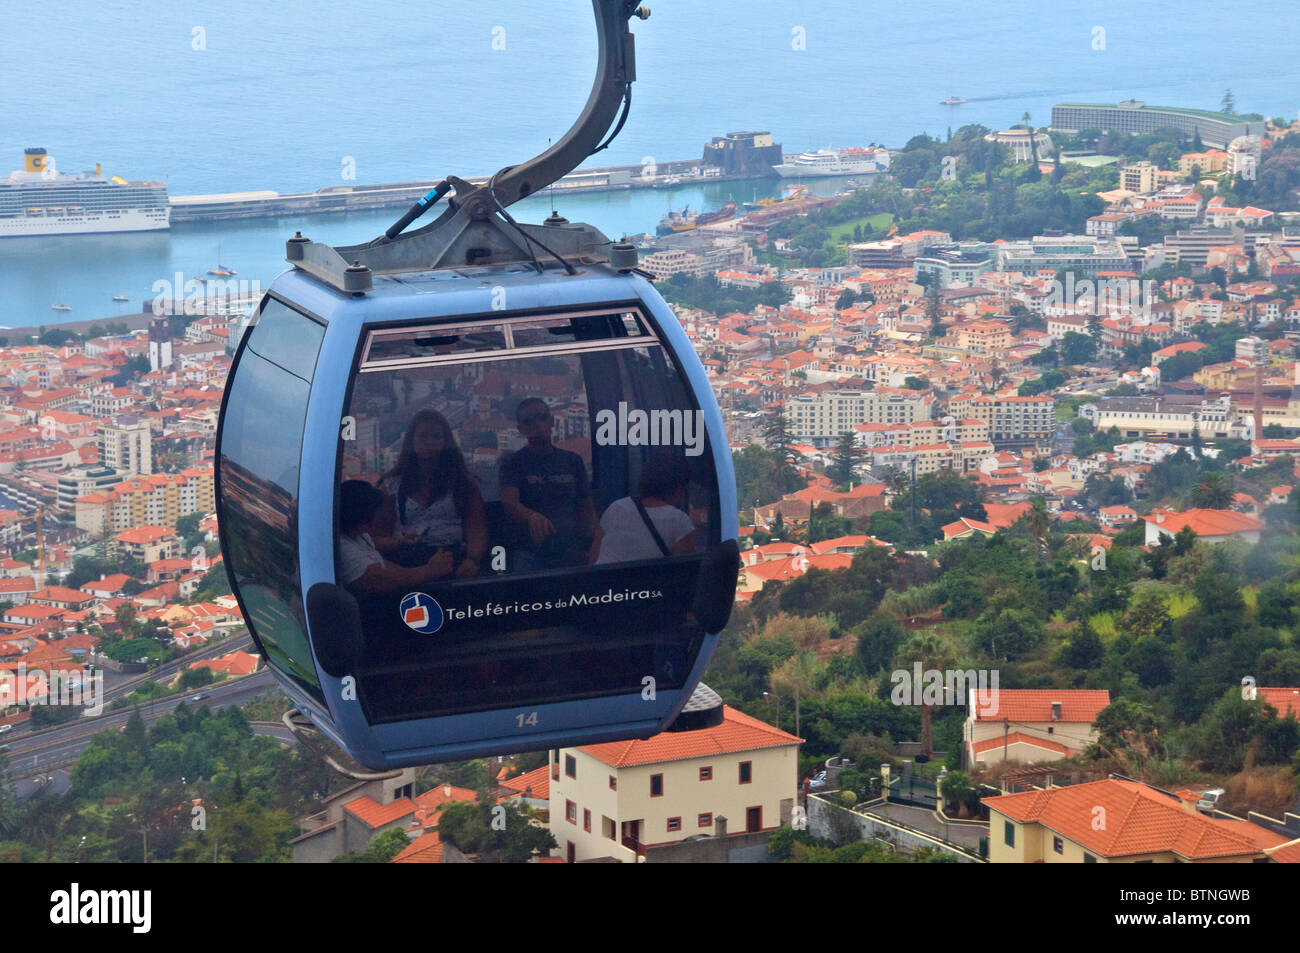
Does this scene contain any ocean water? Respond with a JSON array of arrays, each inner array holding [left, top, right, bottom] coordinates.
[[1, 0, 1298, 325]]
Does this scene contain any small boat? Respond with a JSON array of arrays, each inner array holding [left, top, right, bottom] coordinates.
[[208, 241, 237, 277], [112, 294, 130, 302], [940, 96, 967, 105], [51, 304, 73, 312]]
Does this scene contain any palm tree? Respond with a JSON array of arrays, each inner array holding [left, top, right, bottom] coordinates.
[[1024, 495, 1051, 559], [939, 769, 975, 817], [1192, 471, 1234, 509], [896, 631, 949, 757]]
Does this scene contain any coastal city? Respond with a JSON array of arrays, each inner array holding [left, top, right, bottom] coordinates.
[[4, 79, 1300, 891]]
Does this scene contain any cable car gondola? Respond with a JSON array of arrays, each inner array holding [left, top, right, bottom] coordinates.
[[214, 0, 740, 772]]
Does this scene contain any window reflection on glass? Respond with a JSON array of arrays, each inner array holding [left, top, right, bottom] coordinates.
[[337, 321, 717, 589], [219, 300, 324, 702]]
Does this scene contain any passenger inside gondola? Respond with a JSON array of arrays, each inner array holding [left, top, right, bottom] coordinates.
[[338, 480, 457, 593], [498, 397, 601, 572], [591, 451, 699, 564], [374, 409, 487, 579]]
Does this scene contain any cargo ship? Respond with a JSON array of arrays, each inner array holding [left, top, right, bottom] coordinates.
[[0, 148, 169, 237], [772, 146, 890, 178], [656, 200, 737, 236]]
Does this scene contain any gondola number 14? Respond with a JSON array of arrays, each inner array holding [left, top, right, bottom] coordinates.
[[515, 711, 539, 728]]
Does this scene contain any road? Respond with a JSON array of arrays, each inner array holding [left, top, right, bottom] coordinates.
[[3, 667, 281, 784]]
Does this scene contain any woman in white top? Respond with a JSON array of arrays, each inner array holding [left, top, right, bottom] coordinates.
[[373, 409, 487, 579], [592, 452, 699, 565], [339, 480, 454, 593]]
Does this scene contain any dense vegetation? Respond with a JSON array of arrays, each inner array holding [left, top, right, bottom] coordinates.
[[0, 704, 338, 862]]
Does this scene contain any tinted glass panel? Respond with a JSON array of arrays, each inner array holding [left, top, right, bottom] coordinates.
[[245, 297, 324, 380], [365, 325, 507, 363], [219, 303, 324, 703], [336, 311, 720, 721]]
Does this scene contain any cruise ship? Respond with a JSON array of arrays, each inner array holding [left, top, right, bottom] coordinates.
[[0, 148, 169, 237], [772, 146, 890, 178]]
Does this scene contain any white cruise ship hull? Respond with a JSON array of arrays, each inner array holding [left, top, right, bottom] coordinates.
[[0, 206, 170, 238], [773, 160, 887, 178]]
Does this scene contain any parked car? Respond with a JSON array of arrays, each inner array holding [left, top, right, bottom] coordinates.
[[190, 693, 209, 702], [1197, 788, 1225, 813], [0, 724, 12, 735], [809, 770, 828, 791]]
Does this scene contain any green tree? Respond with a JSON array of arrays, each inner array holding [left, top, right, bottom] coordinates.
[[829, 431, 860, 489]]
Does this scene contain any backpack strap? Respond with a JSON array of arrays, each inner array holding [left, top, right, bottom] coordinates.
[[633, 498, 671, 557]]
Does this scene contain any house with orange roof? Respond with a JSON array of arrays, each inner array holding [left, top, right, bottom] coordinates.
[[0, 576, 37, 605], [1254, 686, 1300, 719], [391, 830, 444, 864], [809, 534, 889, 556], [549, 705, 800, 863], [291, 769, 421, 863], [984, 777, 1295, 863], [499, 765, 552, 810], [965, 689, 1111, 768], [80, 574, 133, 599], [186, 649, 260, 678], [941, 517, 998, 542], [1142, 508, 1263, 546], [413, 781, 480, 830], [1097, 504, 1137, 528], [736, 552, 854, 597]]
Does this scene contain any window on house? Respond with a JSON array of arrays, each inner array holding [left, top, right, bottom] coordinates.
[[666, 817, 681, 832], [609, 775, 617, 791], [1004, 821, 1015, 847], [650, 774, 663, 797], [698, 813, 712, 828], [583, 809, 591, 833], [565, 754, 576, 779], [739, 761, 752, 784], [1083, 853, 1096, 863], [566, 800, 577, 824], [699, 766, 712, 781], [1053, 836, 1063, 854]]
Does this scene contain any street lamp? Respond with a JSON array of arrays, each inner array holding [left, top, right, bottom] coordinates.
[[762, 691, 783, 731]]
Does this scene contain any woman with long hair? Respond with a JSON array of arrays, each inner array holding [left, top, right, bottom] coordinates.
[[374, 408, 487, 579]]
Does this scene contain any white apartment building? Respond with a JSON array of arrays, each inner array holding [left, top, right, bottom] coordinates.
[[98, 420, 152, 476], [969, 394, 1055, 444], [548, 706, 800, 863], [786, 389, 932, 447]]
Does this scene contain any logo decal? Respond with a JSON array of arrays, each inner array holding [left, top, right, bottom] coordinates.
[[400, 592, 444, 634]]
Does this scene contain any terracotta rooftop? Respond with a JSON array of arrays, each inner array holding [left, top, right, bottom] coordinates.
[[579, 705, 800, 768], [984, 778, 1288, 861], [973, 689, 1111, 724]]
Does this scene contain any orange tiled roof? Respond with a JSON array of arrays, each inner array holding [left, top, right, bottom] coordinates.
[[499, 765, 551, 800], [392, 830, 443, 863], [1258, 687, 1300, 718], [974, 689, 1110, 723], [1141, 508, 1264, 537], [343, 795, 417, 829], [579, 705, 800, 768], [971, 732, 1071, 757], [984, 778, 1285, 860]]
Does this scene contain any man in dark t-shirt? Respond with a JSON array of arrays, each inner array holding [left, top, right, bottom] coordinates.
[[499, 397, 600, 570]]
